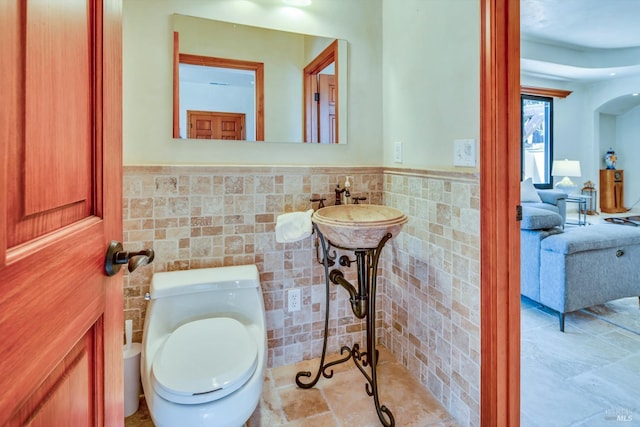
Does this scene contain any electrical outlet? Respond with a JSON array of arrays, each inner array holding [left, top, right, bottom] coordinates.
[[288, 289, 301, 312]]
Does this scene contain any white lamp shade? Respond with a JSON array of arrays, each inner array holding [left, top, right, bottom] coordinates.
[[552, 159, 581, 177], [552, 159, 581, 189]]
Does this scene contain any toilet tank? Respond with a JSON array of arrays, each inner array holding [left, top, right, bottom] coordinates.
[[146, 265, 264, 335], [150, 264, 260, 299]]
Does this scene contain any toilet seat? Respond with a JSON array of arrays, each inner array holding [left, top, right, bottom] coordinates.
[[151, 317, 258, 405]]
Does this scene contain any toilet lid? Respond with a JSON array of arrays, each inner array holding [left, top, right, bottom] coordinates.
[[152, 317, 258, 404]]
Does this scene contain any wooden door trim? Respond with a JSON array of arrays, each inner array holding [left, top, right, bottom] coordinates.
[[304, 39, 339, 143], [521, 85, 572, 98], [102, 0, 124, 424], [173, 31, 180, 138], [480, 0, 521, 425]]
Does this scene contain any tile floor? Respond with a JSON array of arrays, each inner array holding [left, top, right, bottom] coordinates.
[[521, 297, 640, 426], [125, 297, 640, 427], [522, 208, 640, 426], [565, 207, 640, 227], [125, 346, 460, 427]]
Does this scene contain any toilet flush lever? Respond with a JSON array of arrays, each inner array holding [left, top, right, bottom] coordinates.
[[105, 241, 155, 276]]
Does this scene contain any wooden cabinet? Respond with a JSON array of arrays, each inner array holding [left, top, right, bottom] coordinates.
[[600, 169, 625, 213]]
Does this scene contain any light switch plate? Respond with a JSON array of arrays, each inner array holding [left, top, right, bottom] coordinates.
[[454, 139, 477, 167], [393, 141, 403, 163]]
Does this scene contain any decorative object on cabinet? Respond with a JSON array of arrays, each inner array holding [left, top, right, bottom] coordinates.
[[604, 147, 617, 169], [600, 169, 625, 213], [581, 181, 598, 215]]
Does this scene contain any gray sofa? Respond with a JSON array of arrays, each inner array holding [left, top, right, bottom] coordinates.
[[522, 189, 568, 225], [521, 207, 640, 331]]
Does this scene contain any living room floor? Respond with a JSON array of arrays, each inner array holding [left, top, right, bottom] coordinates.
[[521, 297, 640, 426], [565, 207, 640, 227]]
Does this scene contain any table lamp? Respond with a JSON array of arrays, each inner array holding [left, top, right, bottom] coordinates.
[[552, 159, 581, 189]]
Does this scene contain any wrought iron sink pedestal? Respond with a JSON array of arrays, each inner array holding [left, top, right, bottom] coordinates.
[[295, 205, 408, 427]]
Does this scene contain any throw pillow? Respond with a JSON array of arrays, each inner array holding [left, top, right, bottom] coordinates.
[[521, 178, 542, 203]]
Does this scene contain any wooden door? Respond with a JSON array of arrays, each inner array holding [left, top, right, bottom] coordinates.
[[318, 74, 336, 144], [0, 0, 123, 425], [187, 110, 245, 140]]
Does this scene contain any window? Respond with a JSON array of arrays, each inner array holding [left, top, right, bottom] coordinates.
[[521, 94, 553, 188]]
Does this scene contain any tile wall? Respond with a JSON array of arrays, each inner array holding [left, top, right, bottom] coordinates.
[[122, 165, 479, 426], [122, 165, 383, 368], [381, 170, 480, 427]]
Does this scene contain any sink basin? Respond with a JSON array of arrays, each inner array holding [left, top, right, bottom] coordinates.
[[312, 205, 408, 249]]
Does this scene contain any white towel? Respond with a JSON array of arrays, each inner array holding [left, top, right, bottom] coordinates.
[[275, 209, 314, 243]]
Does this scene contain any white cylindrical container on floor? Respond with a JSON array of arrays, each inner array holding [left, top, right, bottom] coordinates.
[[124, 342, 142, 417]]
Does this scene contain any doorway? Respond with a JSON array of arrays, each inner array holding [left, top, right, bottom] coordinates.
[[304, 40, 339, 144], [172, 31, 265, 141]]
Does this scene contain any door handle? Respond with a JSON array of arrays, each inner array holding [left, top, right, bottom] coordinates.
[[105, 241, 155, 276]]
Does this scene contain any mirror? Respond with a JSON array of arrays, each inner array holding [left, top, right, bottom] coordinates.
[[172, 14, 348, 144]]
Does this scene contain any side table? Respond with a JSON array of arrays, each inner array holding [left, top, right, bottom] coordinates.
[[566, 195, 590, 226]]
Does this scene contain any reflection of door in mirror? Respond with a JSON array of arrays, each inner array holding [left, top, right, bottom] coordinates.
[[173, 32, 264, 141], [172, 15, 347, 144], [187, 110, 246, 140], [319, 74, 336, 144], [304, 40, 339, 144]]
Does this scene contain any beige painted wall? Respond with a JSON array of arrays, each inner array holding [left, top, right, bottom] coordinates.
[[123, 0, 382, 166], [122, 2, 483, 424], [381, 0, 480, 170], [123, 0, 481, 170]]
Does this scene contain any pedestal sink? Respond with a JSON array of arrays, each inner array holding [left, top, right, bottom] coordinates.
[[300, 204, 408, 427], [311, 204, 408, 249]]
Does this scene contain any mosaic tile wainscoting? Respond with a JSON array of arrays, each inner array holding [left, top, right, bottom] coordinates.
[[382, 169, 481, 427], [122, 165, 481, 426], [122, 165, 383, 368]]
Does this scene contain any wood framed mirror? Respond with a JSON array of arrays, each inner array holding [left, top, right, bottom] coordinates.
[[171, 14, 347, 144]]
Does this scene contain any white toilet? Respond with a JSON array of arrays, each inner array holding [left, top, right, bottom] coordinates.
[[141, 265, 266, 427]]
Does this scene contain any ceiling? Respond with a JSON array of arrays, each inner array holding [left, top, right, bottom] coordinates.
[[521, 0, 640, 84], [521, 0, 640, 49], [521, 0, 640, 114]]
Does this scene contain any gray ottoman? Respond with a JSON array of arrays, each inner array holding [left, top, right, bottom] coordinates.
[[538, 223, 640, 331]]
